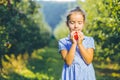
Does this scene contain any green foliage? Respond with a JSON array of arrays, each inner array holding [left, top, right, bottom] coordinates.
[[77, 0, 120, 63], [0, 0, 52, 56], [53, 20, 69, 40]]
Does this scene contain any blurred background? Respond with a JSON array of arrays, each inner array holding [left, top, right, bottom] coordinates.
[[0, 0, 120, 80]]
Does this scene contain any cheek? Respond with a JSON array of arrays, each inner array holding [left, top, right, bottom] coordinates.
[[70, 26, 74, 29], [68, 24, 74, 29], [79, 24, 84, 29]]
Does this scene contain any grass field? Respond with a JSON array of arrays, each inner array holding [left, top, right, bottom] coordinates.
[[0, 39, 120, 80]]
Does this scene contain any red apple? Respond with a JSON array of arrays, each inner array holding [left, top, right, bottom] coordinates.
[[74, 32, 78, 40]]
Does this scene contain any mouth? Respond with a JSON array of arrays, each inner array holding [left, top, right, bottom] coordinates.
[[72, 29, 81, 31]]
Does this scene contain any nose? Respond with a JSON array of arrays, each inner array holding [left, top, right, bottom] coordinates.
[[74, 23, 79, 28]]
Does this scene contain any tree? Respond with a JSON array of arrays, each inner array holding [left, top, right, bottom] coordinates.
[[77, 0, 120, 63], [53, 20, 69, 40], [0, 0, 51, 56]]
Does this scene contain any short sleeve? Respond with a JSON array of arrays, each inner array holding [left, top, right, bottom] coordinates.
[[87, 37, 95, 49], [58, 40, 67, 53]]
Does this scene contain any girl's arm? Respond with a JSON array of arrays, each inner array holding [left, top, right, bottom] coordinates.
[[77, 32, 94, 64], [78, 44, 94, 64], [60, 31, 77, 66], [60, 43, 76, 66]]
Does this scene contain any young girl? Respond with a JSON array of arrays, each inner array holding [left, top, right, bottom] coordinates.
[[58, 7, 96, 80]]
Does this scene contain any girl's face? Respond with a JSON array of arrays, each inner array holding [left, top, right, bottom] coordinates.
[[67, 12, 84, 32]]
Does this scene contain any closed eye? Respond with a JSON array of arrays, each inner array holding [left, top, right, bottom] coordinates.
[[78, 21, 83, 24], [69, 21, 75, 24]]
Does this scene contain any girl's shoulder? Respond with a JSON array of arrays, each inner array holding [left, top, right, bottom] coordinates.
[[83, 36, 95, 49], [59, 36, 70, 42], [84, 36, 94, 41]]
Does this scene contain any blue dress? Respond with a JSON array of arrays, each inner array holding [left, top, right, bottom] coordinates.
[[58, 35, 96, 80]]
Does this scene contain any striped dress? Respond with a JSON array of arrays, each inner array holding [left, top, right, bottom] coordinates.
[[58, 35, 96, 80]]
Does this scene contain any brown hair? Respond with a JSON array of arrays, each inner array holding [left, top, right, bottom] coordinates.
[[66, 6, 86, 22]]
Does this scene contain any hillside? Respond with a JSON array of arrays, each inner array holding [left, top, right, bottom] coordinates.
[[39, 1, 76, 30]]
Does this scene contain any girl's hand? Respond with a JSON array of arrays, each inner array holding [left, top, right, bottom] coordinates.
[[70, 31, 77, 44], [77, 31, 84, 45]]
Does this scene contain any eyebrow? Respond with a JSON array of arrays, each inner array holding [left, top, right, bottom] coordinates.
[[69, 21, 84, 22]]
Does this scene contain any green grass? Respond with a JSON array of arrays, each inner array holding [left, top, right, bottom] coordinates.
[[28, 47, 63, 80], [0, 39, 120, 80], [28, 46, 120, 80]]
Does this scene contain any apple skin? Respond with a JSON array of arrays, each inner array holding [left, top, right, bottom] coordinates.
[[74, 32, 78, 40]]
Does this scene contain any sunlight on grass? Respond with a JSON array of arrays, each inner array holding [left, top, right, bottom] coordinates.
[[0, 51, 55, 80], [17, 68, 36, 78], [95, 61, 119, 70], [1, 53, 30, 79], [1, 47, 119, 80], [94, 57, 120, 80], [31, 50, 43, 60], [112, 72, 120, 78], [36, 73, 54, 80], [2, 54, 27, 74]]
